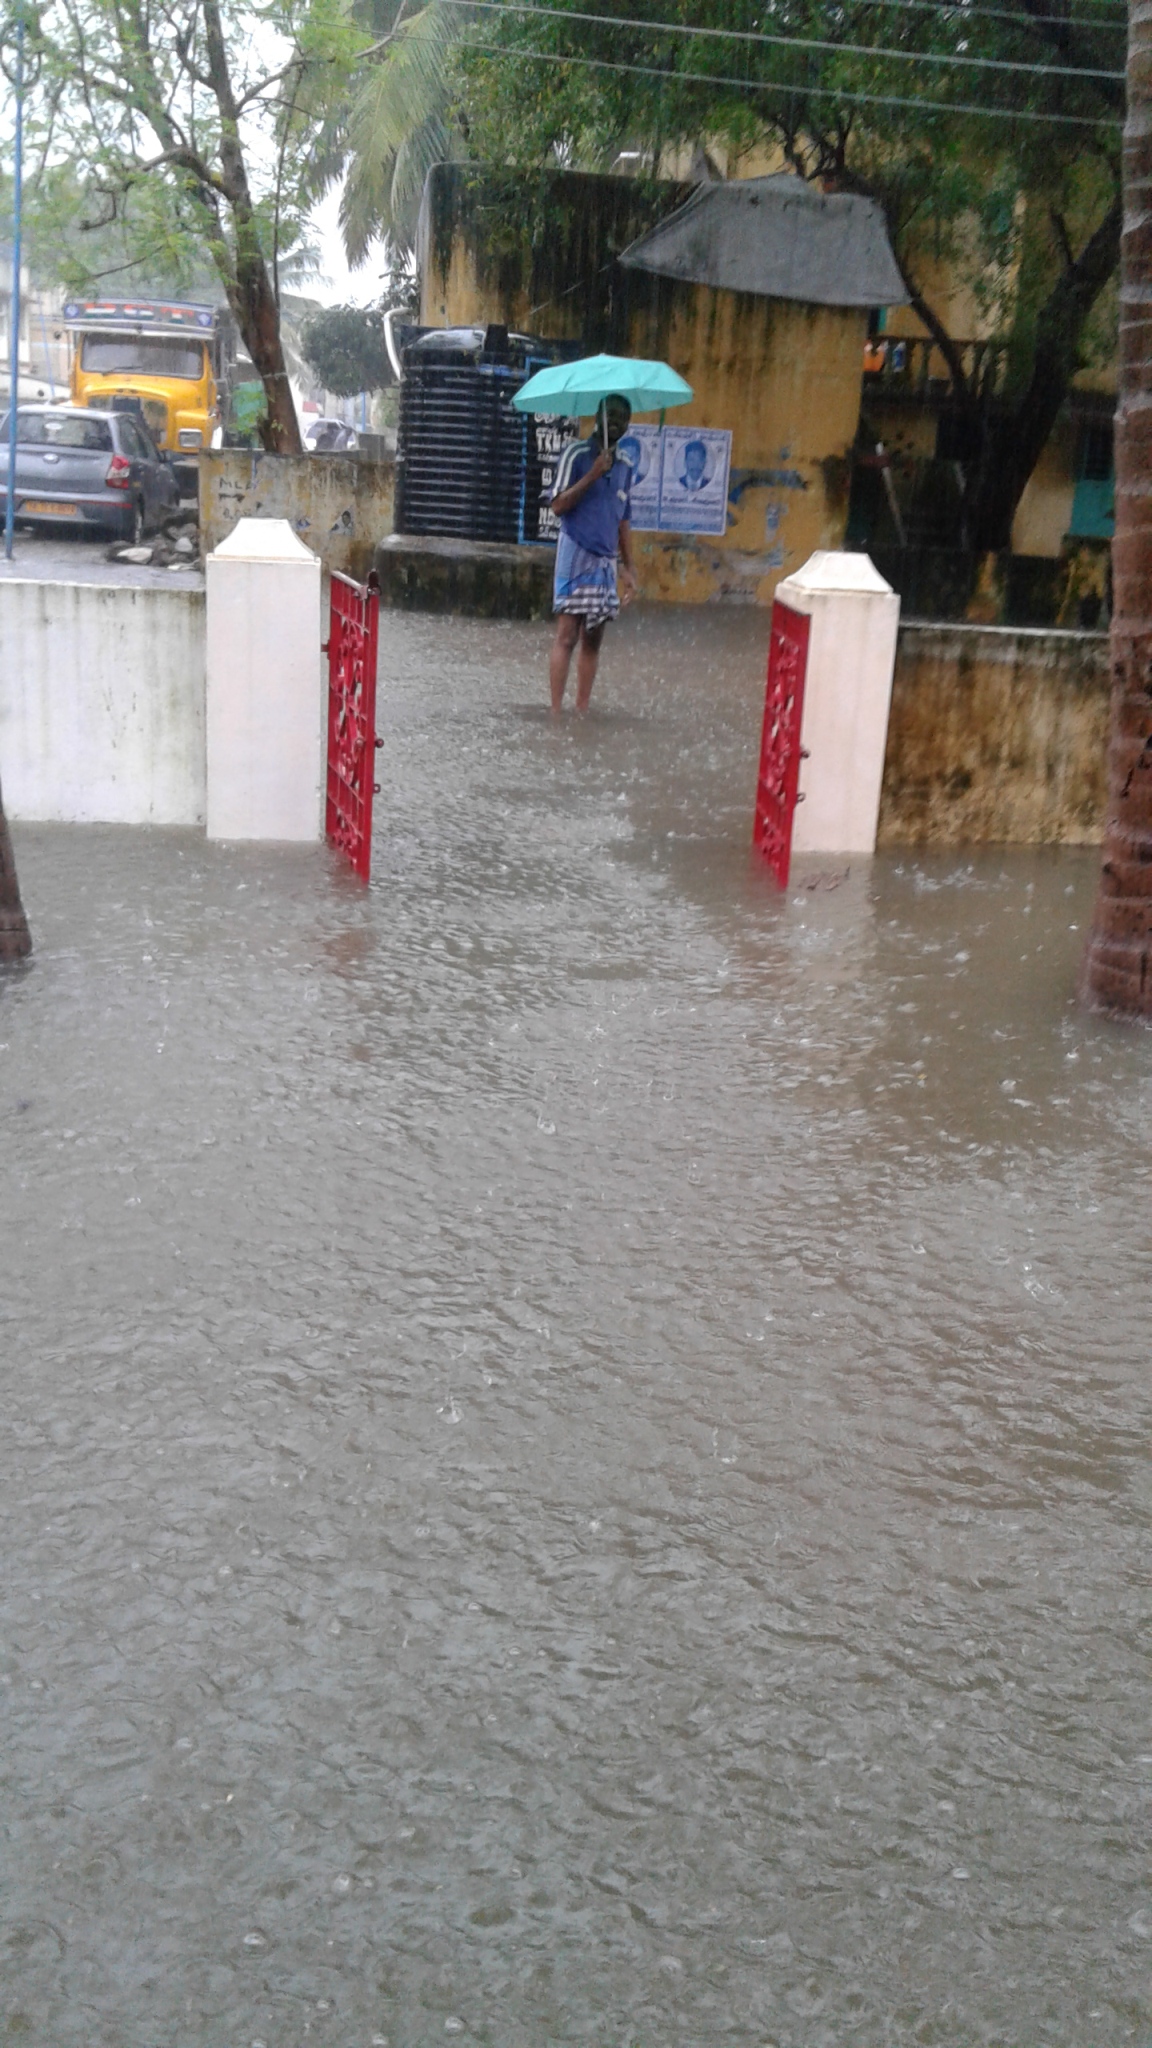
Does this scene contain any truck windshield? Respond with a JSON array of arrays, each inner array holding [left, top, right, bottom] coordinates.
[[80, 336, 205, 381]]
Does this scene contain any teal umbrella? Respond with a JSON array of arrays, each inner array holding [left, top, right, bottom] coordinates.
[[511, 353, 693, 418]]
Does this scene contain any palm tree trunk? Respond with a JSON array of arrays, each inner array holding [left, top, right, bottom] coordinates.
[[0, 781, 31, 962], [1082, 0, 1152, 1015]]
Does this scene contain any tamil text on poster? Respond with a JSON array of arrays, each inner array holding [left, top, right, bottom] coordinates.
[[535, 415, 580, 540]]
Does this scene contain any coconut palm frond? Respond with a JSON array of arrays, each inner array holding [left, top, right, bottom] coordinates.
[[347, 4, 461, 172], [340, 0, 463, 260], [390, 114, 452, 226], [340, 143, 397, 263]]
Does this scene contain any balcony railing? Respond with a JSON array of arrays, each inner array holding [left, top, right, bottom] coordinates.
[[862, 335, 1007, 405]]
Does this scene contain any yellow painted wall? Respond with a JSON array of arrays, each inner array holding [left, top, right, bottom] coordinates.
[[422, 230, 865, 605], [421, 238, 586, 339], [1011, 416, 1077, 558], [883, 230, 1007, 348], [622, 284, 865, 603], [880, 622, 1108, 844], [657, 139, 788, 182]]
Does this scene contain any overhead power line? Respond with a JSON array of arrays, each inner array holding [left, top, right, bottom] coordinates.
[[845, 0, 1127, 25], [461, 32, 1125, 120], [444, 0, 1126, 77]]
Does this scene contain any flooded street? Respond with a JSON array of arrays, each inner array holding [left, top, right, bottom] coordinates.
[[2, 604, 1151, 2047]]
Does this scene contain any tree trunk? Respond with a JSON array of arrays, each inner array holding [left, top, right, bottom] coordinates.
[[0, 782, 32, 962], [964, 199, 1122, 554], [194, 205, 303, 455], [232, 254, 303, 456], [199, 0, 303, 457], [1082, 0, 1152, 1017]]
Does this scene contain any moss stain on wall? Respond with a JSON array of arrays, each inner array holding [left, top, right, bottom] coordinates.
[[879, 623, 1109, 843]]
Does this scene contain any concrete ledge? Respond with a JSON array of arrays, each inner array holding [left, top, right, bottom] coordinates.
[[880, 620, 1109, 845], [376, 533, 555, 619], [0, 579, 206, 824]]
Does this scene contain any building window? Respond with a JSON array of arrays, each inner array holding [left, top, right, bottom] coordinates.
[[1078, 420, 1113, 483], [1069, 419, 1114, 540]]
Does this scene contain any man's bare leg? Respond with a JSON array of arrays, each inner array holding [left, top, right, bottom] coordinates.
[[549, 614, 581, 714], [575, 620, 606, 712]]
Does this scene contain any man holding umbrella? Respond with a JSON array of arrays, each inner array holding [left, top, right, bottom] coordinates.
[[547, 393, 638, 715], [510, 354, 693, 716]]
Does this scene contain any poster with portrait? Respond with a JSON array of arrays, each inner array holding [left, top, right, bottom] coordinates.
[[614, 422, 662, 532], [657, 426, 732, 537]]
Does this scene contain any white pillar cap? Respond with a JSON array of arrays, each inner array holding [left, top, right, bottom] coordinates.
[[210, 517, 317, 562], [778, 550, 894, 597]]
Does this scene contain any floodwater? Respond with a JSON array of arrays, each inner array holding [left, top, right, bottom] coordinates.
[[2, 606, 1151, 2048]]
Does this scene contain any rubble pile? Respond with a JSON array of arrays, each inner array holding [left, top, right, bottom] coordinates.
[[106, 513, 203, 571]]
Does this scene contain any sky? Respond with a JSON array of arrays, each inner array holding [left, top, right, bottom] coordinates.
[[305, 182, 390, 309]]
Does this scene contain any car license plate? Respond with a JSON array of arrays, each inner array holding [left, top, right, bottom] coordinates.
[[22, 500, 79, 516]]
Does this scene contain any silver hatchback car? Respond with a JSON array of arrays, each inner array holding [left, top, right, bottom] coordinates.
[[0, 404, 180, 541]]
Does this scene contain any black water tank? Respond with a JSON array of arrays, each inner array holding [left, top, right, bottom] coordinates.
[[396, 326, 554, 544]]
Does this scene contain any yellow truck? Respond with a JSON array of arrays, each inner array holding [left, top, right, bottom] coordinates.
[[63, 296, 232, 493]]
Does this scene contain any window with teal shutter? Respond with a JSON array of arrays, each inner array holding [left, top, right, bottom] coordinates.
[[1069, 419, 1114, 539]]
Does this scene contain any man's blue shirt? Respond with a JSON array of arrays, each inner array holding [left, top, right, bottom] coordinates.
[[550, 437, 633, 557]]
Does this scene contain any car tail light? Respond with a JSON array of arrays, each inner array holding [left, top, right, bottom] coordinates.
[[105, 452, 133, 488]]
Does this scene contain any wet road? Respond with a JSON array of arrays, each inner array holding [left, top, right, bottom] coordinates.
[[2, 606, 1151, 2047], [0, 528, 203, 589]]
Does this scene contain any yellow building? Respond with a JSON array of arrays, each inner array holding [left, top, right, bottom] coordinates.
[[416, 165, 907, 604], [849, 227, 1115, 584]]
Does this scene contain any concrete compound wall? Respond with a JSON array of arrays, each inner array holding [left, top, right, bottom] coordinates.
[[0, 579, 1112, 845], [878, 621, 1109, 846], [199, 451, 395, 581], [0, 580, 206, 824]]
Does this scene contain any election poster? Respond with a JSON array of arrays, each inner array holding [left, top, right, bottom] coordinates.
[[615, 423, 662, 532], [532, 421, 733, 540], [657, 426, 732, 537]]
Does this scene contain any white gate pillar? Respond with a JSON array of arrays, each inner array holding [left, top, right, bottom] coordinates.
[[774, 551, 900, 855], [206, 517, 323, 842]]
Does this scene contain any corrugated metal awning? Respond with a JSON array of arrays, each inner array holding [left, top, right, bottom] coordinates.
[[618, 175, 908, 309]]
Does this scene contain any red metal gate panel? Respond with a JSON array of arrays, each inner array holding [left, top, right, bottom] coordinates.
[[753, 599, 810, 888], [325, 569, 381, 882]]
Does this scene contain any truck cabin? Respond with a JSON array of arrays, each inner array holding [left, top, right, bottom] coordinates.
[[63, 300, 223, 486]]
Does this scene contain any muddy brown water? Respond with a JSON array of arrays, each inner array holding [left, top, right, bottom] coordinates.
[[2, 606, 1151, 2048]]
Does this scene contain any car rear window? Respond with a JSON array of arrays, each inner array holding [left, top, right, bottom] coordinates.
[[12, 412, 114, 450]]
